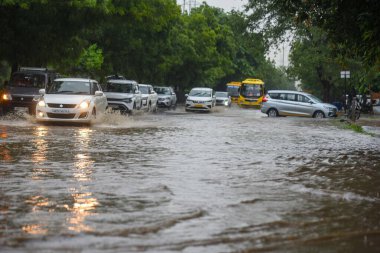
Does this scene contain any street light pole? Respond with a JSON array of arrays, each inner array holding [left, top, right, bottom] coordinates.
[[340, 70, 350, 113]]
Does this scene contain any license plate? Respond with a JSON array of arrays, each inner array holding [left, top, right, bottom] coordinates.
[[194, 104, 203, 108], [14, 107, 28, 112], [51, 109, 70, 113]]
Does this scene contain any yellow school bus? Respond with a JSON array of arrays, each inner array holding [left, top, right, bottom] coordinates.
[[226, 81, 241, 103], [237, 78, 265, 108]]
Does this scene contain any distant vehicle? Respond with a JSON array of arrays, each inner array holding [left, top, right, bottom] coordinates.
[[261, 90, 338, 118], [105, 74, 126, 81], [103, 79, 142, 114], [226, 81, 241, 103], [35, 78, 107, 124], [185, 87, 216, 112], [1, 67, 58, 115], [139, 84, 158, 112], [215, 91, 231, 107], [237, 78, 265, 108], [154, 86, 177, 109]]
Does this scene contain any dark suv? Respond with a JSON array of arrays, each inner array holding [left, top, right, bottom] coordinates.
[[1, 67, 58, 115]]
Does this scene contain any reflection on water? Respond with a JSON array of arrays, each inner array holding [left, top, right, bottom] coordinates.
[[0, 110, 379, 252]]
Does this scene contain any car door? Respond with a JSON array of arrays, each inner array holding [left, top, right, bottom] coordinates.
[[295, 94, 315, 116], [170, 88, 177, 105], [93, 82, 107, 112]]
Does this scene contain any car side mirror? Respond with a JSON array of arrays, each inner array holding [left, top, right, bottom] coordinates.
[[95, 91, 103, 96], [39, 89, 45, 95], [185, 94, 188, 97]]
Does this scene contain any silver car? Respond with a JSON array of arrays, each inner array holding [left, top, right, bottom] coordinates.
[[104, 79, 142, 114], [261, 90, 337, 118], [215, 91, 231, 107], [154, 86, 177, 109]]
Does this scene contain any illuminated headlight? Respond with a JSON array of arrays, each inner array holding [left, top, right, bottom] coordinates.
[[224, 101, 229, 106], [2, 94, 12, 101], [38, 100, 46, 107], [38, 112, 44, 117], [79, 101, 89, 109]]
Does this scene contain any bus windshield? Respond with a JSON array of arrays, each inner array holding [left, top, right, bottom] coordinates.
[[241, 84, 262, 98], [227, 86, 240, 97]]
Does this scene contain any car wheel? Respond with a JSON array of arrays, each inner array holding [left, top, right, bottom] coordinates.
[[313, 111, 325, 118], [267, 108, 278, 117]]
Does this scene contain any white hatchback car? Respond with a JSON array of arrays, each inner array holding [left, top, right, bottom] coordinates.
[[185, 87, 216, 112], [35, 78, 108, 123]]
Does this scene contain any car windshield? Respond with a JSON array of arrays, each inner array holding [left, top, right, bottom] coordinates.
[[154, 87, 171, 95], [189, 89, 211, 97], [47, 81, 91, 94], [308, 94, 323, 103], [216, 92, 228, 98], [10, 72, 46, 88], [139, 86, 149, 94], [241, 84, 262, 98], [106, 82, 133, 93]]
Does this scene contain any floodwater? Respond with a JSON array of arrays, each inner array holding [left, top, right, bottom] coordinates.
[[1, 107, 379, 253]]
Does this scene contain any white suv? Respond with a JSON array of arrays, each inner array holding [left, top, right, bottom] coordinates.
[[139, 84, 158, 112], [104, 79, 142, 114]]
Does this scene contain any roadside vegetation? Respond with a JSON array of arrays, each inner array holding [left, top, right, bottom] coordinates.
[[0, 0, 379, 101]]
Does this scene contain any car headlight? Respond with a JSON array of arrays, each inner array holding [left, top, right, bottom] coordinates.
[[206, 100, 212, 103], [224, 101, 229, 106], [123, 98, 132, 103], [79, 101, 90, 109], [2, 94, 12, 101], [165, 97, 171, 101], [186, 99, 192, 103], [38, 100, 46, 107]]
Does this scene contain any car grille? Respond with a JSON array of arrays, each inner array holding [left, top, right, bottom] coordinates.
[[216, 99, 224, 103], [46, 113, 76, 119], [193, 101, 204, 104], [47, 103, 76, 108], [245, 99, 258, 102], [12, 96, 33, 102]]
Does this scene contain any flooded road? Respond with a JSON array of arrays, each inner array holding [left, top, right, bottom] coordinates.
[[1, 107, 380, 252]]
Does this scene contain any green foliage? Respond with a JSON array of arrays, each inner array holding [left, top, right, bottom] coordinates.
[[77, 44, 104, 74], [0, 0, 293, 92]]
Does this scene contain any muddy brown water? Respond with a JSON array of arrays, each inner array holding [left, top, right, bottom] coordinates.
[[1, 107, 379, 252]]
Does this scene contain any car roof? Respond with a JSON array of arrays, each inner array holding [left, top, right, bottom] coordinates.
[[55, 78, 97, 82], [268, 90, 310, 95], [107, 79, 137, 84], [191, 87, 213, 91], [139, 84, 152, 87]]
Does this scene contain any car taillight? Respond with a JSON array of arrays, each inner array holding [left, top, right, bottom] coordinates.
[[262, 95, 269, 102]]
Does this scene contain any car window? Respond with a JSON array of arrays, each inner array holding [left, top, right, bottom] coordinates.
[[297, 94, 310, 103], [106, 82, 133, 93], [279, 93, 286, 100], [189, 89, 211, 97], [286, 93, 296, 101], [154, 87, 171, 95], [269, 93, 279, 99], [10, 73, 46, 88], [139, 86, 149, 94], [47, 81, 91, 94]]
